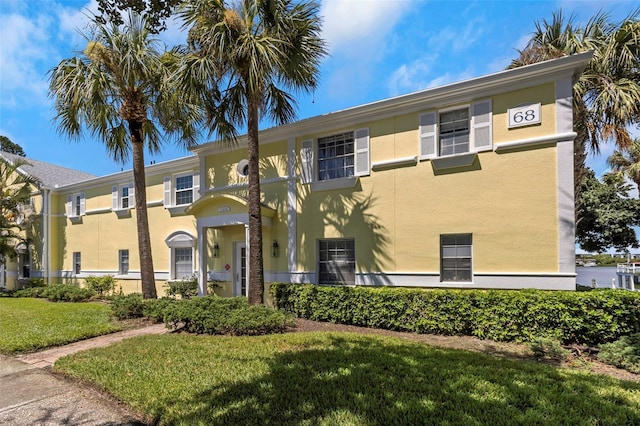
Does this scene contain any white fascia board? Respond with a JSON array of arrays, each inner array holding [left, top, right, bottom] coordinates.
[[193, 52, 593, 156], [54, 155, 199, 194]]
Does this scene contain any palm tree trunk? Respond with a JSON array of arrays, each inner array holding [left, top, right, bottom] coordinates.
[[573, 99, 589, 223], [246, 98, 264, 305], [130, 122, 157, 299]]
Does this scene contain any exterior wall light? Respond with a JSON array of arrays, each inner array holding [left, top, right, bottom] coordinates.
[[213, 243, 219, 258], [271, 240, 279, 257]]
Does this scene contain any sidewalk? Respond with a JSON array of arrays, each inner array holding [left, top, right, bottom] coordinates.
[[0, 324, 168, 425]]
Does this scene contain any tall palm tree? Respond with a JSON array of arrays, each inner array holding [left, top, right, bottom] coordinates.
[[510, 10, 640, 203], [49, 12, 204, 299], [177, 0, 327, 304], [608, 139, 640, 196]]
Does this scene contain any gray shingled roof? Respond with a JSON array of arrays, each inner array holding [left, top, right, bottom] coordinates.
[[0, 151, 96, 188]]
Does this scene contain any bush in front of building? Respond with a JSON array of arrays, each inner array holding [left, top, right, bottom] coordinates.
[[597, 333, 640, 374], [160, 296, 294, 335], [85, 275, 115, 297], [270, 283, 640, 346], [41, 284, 95, 302], [164, 274, 199, 299], [110, 293, 145, 320]]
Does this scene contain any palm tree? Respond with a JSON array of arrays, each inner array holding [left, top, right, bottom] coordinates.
[[608, 139, 640, 196], [510, 10, 640, 203], [177, 0, 327, 304], [49, 12, 204, 299]]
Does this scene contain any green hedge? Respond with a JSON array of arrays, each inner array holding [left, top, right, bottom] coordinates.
[[270, 284, 640, 346]]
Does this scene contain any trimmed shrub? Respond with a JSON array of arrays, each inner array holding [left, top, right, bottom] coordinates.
[[270, 283, 640, 346], [85, 275, 115, 297], [143, 298, 176, 323], [165, 275, 198, 299], [13, 286, 47, 298], [110, 293, 145, 320], [598, 333, 640, 374], [162, 296, 293, 335], [530, 336, 571, 361], [40, 284, 95, 302]]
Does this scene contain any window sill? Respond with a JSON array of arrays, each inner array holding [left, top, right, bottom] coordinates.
[[113, 208, 131, 218], [67, 215, 83, 224], [166, 205, 188, 215], [310, 177, 358, 192], [431, 152, 477, 170]]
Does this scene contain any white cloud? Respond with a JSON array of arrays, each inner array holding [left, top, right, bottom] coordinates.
[[386, 57, 475, 96], [0, 13, 52, 108], [320, 0, 413, 56]]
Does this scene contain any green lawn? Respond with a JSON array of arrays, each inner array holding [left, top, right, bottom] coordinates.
[[0, 298, 120, 353], [55, 332, 640, 425]]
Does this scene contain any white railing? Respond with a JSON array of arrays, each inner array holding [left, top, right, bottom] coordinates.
[[617, 263, 640, 274]]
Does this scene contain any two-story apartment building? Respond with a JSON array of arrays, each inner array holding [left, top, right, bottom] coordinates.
[[2, 52, 592, 298]]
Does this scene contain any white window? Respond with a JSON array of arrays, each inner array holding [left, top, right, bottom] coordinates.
[[318, 239, 355, 285], [112, 184, 134, 211], [66, 192, 85, 218], [419, 100, 492, 160], [73, 252, 81, 275], [119, 249, 129, 275], [440, 234, 472, 282], [301, 128, 369, 184], [165, 231, 196, 281], [163, 172, 200, 209], [173, 248, 193, 280]]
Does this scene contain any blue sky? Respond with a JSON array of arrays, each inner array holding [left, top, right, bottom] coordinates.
[[0, 0, 638, 183]]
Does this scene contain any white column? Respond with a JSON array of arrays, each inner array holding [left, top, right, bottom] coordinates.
[[245, 224, 250, 298], [197, 222, 207, 296], [287, 137, 297, 279]]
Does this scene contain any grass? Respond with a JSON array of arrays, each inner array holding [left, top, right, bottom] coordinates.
[[55, 332, 640, 425], [0, 298, 120, 353]]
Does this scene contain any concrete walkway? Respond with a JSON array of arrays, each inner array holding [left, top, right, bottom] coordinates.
[[0, 324, 168, 425]]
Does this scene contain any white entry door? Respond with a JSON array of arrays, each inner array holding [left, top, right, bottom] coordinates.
[[234, 242, 247, 297]]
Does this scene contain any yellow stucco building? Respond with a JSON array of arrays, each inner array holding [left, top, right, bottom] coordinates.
[[1, 52, 591, 296]]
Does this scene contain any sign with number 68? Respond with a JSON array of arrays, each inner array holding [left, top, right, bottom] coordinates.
[[508, 103, 541, 128]]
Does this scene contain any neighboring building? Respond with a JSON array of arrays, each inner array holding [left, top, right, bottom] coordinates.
[[1, 52, 592, 297]]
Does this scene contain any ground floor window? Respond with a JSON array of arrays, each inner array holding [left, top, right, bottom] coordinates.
[[119, 249, 129, 275], [73, 252, 81, 275], [440, 234, 472, 282], [173, 247, 193, 280], [318, 239, 355, 285]]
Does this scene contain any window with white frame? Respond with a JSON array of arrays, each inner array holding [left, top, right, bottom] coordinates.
[[66, 192, 85, 218], [163, 172, 199, 209], [119, 249, 129, 275], [440, 234, 472, 282], [439, 108, 470, 156], [318, 239, 355, 285], [173, 247, 193, 280], [301, 128, 370, 185], [112, 184, 134, 211], [73, 252, 81, 275], [419, 100, 492, 160], [318, 132, 355, 181]]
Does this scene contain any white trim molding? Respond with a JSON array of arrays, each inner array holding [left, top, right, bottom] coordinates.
[[494, 132, 577, 152]]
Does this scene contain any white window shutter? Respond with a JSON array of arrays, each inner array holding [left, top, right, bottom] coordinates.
[[79, 192, 86, 215], [112, 186, 119, 210], [419, 111, 437, 159], [128, 183, 135, 208], [300, 140, 314, 184], [472, 99, 492, 152], [163, 176, 172, 207], [66, 195, 72, 217], [192, 171, 200, 201], [354, 128, 370, 177]]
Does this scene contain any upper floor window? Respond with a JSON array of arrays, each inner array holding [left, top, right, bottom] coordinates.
[[164, 172, 200, 211], [419, 100, 492, 160], [439, 108, 470, 156], [112, 184, 134, 212], [175, 175, 194, 205], [66, 192, 85, 218], [301, 128, 370, 187], [318, 132, 354, 181]]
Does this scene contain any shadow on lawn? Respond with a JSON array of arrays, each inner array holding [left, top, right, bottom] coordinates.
[[158, 334, 640, 425]]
